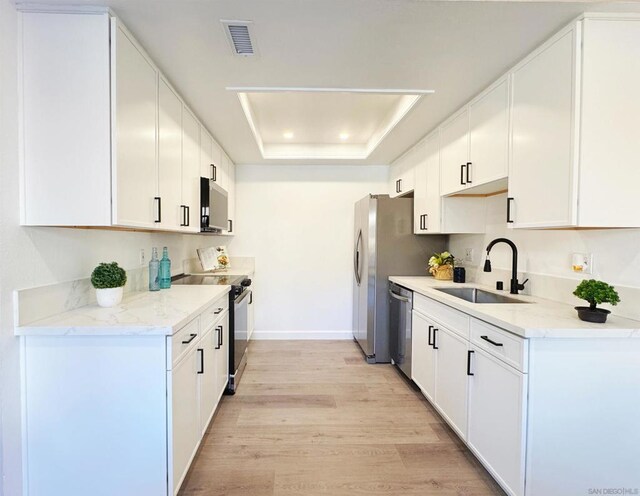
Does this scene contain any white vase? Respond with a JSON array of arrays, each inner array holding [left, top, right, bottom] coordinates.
[[96, 287, 124, 308]]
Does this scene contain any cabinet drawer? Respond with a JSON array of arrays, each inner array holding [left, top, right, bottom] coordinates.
[[170, 316, 200, 368], [414, 293, 470, 339], [471, 319, 528, 372], [201, 295, 229, 332]]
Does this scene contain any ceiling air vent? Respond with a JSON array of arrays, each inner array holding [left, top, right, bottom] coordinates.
[[221, 20, 257, 56]]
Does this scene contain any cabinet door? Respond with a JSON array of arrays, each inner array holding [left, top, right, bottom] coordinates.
[[218, 152, 230, 192], [226, 158, 235, 234], [411, 310, 436, 402], [434, 325, 469, 439], [181, 107, 201, 232], [469, 78, 509, 187], [215, 314, 230, 400], [112, 26, 158, 228], [439, 108, 469, 196], [198, 327, 217, 436], [389, 161, 402, 198], [413, 141, 428, 234], [424, 132, 442, 233], [468, 347, 527, 496], [158, 78, 183, 231], [200, 127, 213, 180], [509, 29, 577, 228], [171, 348, 199, 494], [211, 139, 222, 185]]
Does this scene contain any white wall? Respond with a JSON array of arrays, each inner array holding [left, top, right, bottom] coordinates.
[[0, 3, 227, 492], [225, 165, 388, 339], [449, 193, 640, 319]]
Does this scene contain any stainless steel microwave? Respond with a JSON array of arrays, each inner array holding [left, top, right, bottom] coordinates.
[[200, 177, 228, 232]]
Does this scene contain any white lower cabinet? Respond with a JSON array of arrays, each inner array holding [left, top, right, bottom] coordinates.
[[468, 346, 527, 496], [21, 293, 230, 496], [197, 327, 217, 436], [433, 325, 469, 439], [411, 310, 436, 402], [171, 343, 200, 492], [412, 299, 527, 496]]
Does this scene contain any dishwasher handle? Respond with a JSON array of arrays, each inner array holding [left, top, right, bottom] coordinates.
[[389, 289, 410, 303]]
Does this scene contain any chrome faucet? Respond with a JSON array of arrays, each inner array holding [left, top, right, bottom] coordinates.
[[483, 238, 528, 295]]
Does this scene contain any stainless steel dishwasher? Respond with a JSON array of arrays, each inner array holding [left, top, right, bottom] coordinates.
[[388, 282, 413, 379]]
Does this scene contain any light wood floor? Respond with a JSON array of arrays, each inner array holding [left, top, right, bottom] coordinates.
[[179, 340, 506, 496]]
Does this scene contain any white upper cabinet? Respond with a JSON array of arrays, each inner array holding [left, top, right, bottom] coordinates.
[[389, 149, 416, 198], [440, 78, 509, 197], [19, 12, 236, 233], [468, 78, 509, 188], [440, 108, 470, 196], [199, 128, 213, 181], [181, 107, 201, 232], [509, 17, 640, 228], [111, 24, 159, 228], [227, 158, 236, 234], [509, 28, 576, 228], [414, 131, 486, 235], [158, 77, 184, 231]]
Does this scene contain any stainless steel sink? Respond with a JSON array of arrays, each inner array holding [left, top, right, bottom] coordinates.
[[434, 287, 529, 304]]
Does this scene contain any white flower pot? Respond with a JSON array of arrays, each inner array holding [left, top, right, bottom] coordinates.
[[96, 287, 124, 308]]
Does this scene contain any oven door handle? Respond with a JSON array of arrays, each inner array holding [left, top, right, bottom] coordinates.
[[234, 289, 251, 305]]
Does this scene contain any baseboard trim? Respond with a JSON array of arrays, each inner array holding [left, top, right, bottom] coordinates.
[[251, 330, 353, 340]]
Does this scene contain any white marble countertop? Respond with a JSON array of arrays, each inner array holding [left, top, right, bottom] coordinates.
[[390, 276, 640, 339], [15, 285, 230, 337]]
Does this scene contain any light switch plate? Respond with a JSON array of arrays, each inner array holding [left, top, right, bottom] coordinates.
[[464, 248, 474, 263], [139, 248, 146, 266]]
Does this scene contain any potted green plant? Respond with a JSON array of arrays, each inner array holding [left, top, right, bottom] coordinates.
[[573, 279, 620, 323], [428, 251, 455, 280], [91, 262, 127, 308]]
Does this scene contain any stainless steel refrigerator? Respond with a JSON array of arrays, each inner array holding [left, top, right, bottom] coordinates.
[[352, 194, 446, 363]]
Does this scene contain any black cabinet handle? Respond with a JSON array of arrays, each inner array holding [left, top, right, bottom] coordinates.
[[215, 325, 223, 348], [398, 178, 402, 193], [466, 162, 472, 184], [182, 333, 197, 344], [214, 307, 223, 315], [197, 348, 204, 374], [460, 164, 466, 185], [507, 197, 514, 224], [432, 328, 439, 350], [228, 219, 233, 232], [480, 335, 504, 347], [428, 325, 433, 346], [467, 350, 474, 376], [185, 205, 190, 227], [211, 164, 217, 181], [249, 292, 253, 304], [423, 214, 428, 231], [219, 325, 223, 346], [154, 197, 162, 223], [180, 205, 186, 227]]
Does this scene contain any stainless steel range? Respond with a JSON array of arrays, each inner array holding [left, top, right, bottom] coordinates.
[[172, 274, 251, 394]]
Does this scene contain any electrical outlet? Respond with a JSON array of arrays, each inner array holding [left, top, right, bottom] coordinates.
[[139, 248, 146, 266], [572, 253, 593, 275], [464, 248, 474, 263]]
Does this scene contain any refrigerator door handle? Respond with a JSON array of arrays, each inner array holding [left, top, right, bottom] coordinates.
[[354, 229, 362, 286]]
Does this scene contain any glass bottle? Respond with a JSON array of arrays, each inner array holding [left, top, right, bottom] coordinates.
[[159, 246, 171, 289], [149, 247, 160, 291]]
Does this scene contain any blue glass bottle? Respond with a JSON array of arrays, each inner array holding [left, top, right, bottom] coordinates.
[[149, 247, 160, 291], [159, 246, 171, 289]]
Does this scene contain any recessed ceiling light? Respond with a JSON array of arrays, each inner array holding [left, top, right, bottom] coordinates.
[[283, 131, 294, 139], [339, 133, 350, 141]]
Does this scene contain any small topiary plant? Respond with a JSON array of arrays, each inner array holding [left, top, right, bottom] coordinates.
[[91, 262, 127, 289], [573, 279, 620, 310]]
